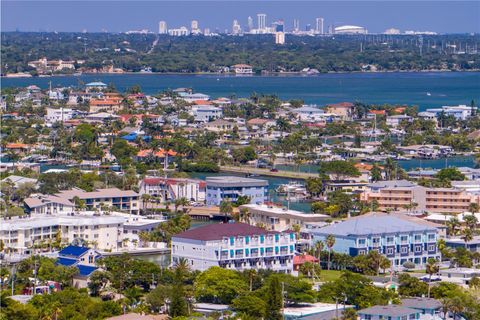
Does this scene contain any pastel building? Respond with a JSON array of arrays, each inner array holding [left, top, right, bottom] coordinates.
[[205, 176, 268, 205], [139, 177, 206, 203], [311, 213, 441, 270], [171, 222, 296, 272]]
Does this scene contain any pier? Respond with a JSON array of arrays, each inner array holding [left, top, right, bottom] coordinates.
[[220, 165, 318, 180]]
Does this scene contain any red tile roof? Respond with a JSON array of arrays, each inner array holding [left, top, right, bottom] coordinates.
[[293, 254, 319, 265], [173, 222, 279, 241]]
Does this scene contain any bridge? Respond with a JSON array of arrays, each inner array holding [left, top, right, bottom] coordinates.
[[220, 165, 318, 180]]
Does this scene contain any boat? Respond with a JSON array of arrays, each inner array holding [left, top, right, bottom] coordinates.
[[426, 92, 432, 96], [275, 182, 308, 199]]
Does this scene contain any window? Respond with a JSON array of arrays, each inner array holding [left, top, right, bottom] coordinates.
[[387, 248, 394, 255], [428, 245, 435, 251], [409, 314, 416, 320], [415, 246, 422, 253], [401, 247, 408, 254], [364, 315, 371, 320], [400, 235, 408, 242], [414, 234, 422, 242], [358, 238, 366, 246], [386, 236, 394, 244]]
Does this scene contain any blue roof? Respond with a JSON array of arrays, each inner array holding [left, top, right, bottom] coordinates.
[[56, 257, 77, 267], [77, 265, 98, 277], [313, 214, 437, 237], [59, 246, 89, 258]]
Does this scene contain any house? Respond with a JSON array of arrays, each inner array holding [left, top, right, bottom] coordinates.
[[400, 298, 442, 318], [293, 254, 319, 272], [246, 118, 276, 131], [1, 175, 38, 189], [45, 107, 74, 124], [231, 64, 253, 74], [139, 177, 206, 203], [85, 112, 120, 123], [239, 204, 329, 231], [206, 176, 268, 205], [311, 213, 441, 270], [386, 115, 413, 127], [171, 222, 296, 272], [425, 105, 473, 121], [56, 245, 101, 288], [325, 102, 355, 120], [358, 305, 421, 320], [85, 82, 108, 92], [5, 143, 32, 154], [135, 149, 178, 166], [178, 92, 210, 103], [292, 106, 326, 122], [190, 105, 222, 122], [89, 97, 122, 113], [204, 119, 236, 132]]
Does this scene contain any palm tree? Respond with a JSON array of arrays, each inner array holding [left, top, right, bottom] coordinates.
[[447, 217, 460, 237], [239, 208, 251, 224], [426, 258, 440, 298], [174, 197, 189, 213], [219, 200, 233, 223], [468, 202, 480, 214], [314, 240, 324, 269], [326, 235, 336, 271], [461, 228, 474, 249], [141, 194, 152, 213]]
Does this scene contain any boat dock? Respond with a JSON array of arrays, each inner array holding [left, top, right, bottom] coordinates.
[[220, 165, 318, 180]]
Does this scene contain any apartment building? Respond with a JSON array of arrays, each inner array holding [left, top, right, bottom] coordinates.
[[24, 195, 75, 215], [239, 204, 329, 231], [312, 213, 441, 270], [171, 222, 296, 272], [56, 187, 140, 214], [0, 214, 124, 254], [206, 176, 268, 205], [139, 177, 206, 203], [360, 180, 479, 213]]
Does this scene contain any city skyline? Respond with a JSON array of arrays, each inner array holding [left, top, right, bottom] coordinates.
[[2, 1, 480, 34]]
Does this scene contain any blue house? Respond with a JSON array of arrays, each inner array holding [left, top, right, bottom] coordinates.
[[56, 246, 101, 288], [312, 213, 441, 270], [358, 305, 420, 320], [205, 176, 268, 206]]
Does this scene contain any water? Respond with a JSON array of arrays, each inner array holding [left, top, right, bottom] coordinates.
[[189, 172, 312, 212], [278, 156, 476, 174], [2, 72, 480, 109]]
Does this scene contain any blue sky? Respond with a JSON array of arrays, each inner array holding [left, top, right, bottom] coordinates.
[[2, 1, 479, 33]]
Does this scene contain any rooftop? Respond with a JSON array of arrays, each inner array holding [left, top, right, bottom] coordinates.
[[358, 305, 418, 317], [240, 204, 329, 221], [172, 222, 280, 241], [312, 213, 439, 237], [206, 176, 268, 187], [401, 298, 442, 310]]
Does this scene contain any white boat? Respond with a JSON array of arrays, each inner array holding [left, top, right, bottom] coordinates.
[[275, 182, 308, 199]]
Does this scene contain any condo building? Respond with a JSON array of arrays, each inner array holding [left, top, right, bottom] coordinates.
[[312, 213, 441, 270], [205, 176, 268, 205], [171, 222, 296, 272]]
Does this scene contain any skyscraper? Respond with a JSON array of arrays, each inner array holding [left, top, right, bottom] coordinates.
[[316, 18, 324, 34], [257, 13, 266, 30], [247, 16, 253, 32], [158, 21, 167, 34], [293, 19, 300, 32], [232, 19, 241, 35], [191, 20, 199, 33]]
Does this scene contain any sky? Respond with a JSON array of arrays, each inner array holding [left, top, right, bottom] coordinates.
[[2, 1, 479, 34]]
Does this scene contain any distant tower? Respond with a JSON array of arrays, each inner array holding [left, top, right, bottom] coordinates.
[[257, 13, 266, 31], [293, 19, 300, 32], [275, 20, 284, 32], [232, 19, 241, 35], [247, 16, 254, 32], [158, 21, 167, 34], [275, 32, 285, 45], [316, 18, 324, 34], [305, 24, 311, 32], [191, 20, 199, 33]]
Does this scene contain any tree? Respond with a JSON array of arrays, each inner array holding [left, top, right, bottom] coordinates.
[[447, 217, 460, 237], [232, 294, 267, 318], [370, 164, 382, 182], [468, 202, 480, 214], [88, 270, 112, 296], [194, 267, 248, 304], [146, 285, 169, 313], [305, 177, 323, 198], [326, 235, 336, 270], [276, 117, 291, 137], [318, 161, 360, 181], [426, 258, 440, 298], [169, 283, 189, 317], [398, 273, 428, 297], [265, 276, 283, 320], [435, 168, 466, 182], [219, 200, 233, 223]]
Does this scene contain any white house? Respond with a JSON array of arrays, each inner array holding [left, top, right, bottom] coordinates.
[[386, 115, 413, 127], [45, 107, 74, 124], [231, 64, 253, 74], [190, 105, 223, 122], [139, 177, 206, 203]]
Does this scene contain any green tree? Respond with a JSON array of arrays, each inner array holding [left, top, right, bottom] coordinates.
[[194, 267, 248, 304], [318, 161, 360, 181], [326, 235, 336, 270], [265, 276, 283, 320], [426, 258, 440, 298], [232, 294, 267, 318], [435, 168, 466, 182]]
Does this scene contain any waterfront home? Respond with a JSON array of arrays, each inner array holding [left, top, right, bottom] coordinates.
[[139, 177, 206, 203], [231, 64, 253, 74], [425, 105, 473, 121], [239, 203, 329, 232], [386, 114, 413, 127], [28, 57, 75, 73], [311, 213, 441, 270], [85, 81, 108, 91], [171, 222, 296, 272], [178, 92, 210, 102], [358, 305, 421, 320], [56, 245, 101, 288], [325, 102, 354, 120], [291, 105, 325, 122], [396, 145, 453, 159], [205, 176, 268, 205]]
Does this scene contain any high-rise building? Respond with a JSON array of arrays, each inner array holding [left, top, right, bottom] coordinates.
[[305, 24, 311, 32], [158, 21, 167, 34], [274, 20, 284, 32], [315, 18, 324, 34], [232, 19, 241, 35], [275, 32, 285, 45], [191, 20, 200, 34], [257, 13, 266, 30], [293, 19, 300, 32], [247, 16, 254, 32]]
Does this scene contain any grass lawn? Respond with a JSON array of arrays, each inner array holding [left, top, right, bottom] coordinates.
[[318, 270, 343, 282]]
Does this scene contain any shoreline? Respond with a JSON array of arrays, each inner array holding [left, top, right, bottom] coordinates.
[[3, 69, 480, 79]]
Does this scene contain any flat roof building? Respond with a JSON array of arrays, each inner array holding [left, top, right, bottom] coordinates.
[[206, 176, 268, 206]]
